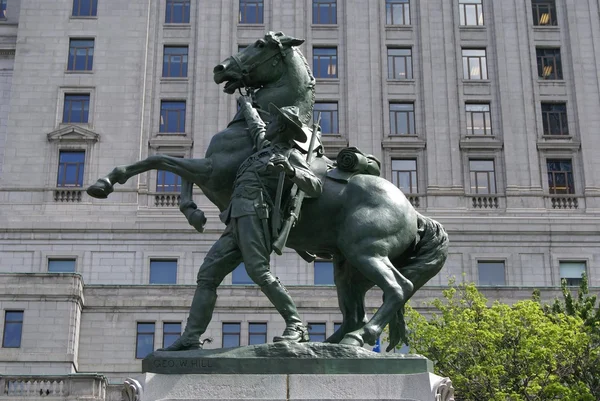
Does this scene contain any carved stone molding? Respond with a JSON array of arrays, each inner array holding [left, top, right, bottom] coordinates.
[[123, 378, 142, 401], [434, 377, 455, 401], [47, 125, 99, 143]]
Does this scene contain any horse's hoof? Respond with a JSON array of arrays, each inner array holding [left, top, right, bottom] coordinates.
[[86, 178, 114, 199], [339, 332, 364, 347]]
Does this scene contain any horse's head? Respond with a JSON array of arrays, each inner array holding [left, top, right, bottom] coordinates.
[[213, 31, 305, 94]]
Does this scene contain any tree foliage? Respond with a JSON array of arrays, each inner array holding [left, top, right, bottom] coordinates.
[[390, 278, 599, 401]]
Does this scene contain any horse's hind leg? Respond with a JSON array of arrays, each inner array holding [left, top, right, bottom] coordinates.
[[338, 254, 413, 347], [87, 155, 212, 199]]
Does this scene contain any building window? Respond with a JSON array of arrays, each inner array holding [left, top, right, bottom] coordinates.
[[160, 101, 186, 133], [536, 48, 563, 80], [313, 0, 336, 24], [308, 323, 326, 342], [477, 261, 506, 286], [2, 311, 23, 348], [239, 0, 263, 24], [165, 0, 190, 23], [162, 322, 181, 349], [72, 0, 97, 17], [48, 259, 76, 273], [314, 261, 334, 285], [462, 49, 488, 80], [156, 170, 182, 192], [459, 0, 483, 26], [559, 261, 586, 287], [222, 322, 241, 348], [387, 48, 413, 80], [313, 48, 337, 78], [313, 102, 338, 134], [248, 322, 267, 345], [0, 0, 6, 19], [385, 0, 410, 25], [389, 103, 415, 135], [465, 103, 492, 136], [149, 260, 177, 284], [67, 39, 94, 71], [57, 151, 85, 187], [469, 160, 496, 194], [136, 323, 155, 359], [232, 263, 254, 285], [163, 46, 188, 78], [532, 0, 557, 26], [63, 94, 90, 123], [333, 322, 341, 332], [541, 103, 568, 136], [547, 159, 574, 194], [392, 159, 418, 194]]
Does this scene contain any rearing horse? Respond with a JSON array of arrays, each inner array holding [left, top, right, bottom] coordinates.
[[87, 32, 448, 350]]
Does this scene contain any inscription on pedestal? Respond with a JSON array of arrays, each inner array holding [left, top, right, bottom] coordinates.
[[153, 359, 214, 369]]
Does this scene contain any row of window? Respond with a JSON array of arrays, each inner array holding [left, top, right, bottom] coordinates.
[[65, 0, 558, 28], [43, 258, 336, 285], [478, 260, 588, 287]]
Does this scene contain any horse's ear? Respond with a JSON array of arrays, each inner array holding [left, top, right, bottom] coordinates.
[[280, 37, 305, 47]]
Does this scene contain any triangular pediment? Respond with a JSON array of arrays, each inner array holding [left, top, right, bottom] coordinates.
[[47, 125, 99, 142]]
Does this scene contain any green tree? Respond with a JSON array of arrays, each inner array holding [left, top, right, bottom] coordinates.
[[394, 281, 594, 401]]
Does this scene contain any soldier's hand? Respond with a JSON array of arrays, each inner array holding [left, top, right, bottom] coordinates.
[[237, 95, 253, 108], [267, 155, 295, 177]]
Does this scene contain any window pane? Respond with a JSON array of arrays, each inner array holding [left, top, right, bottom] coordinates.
[[239, 0, 264, 24], [308, 323, 326, 342], [222, 323, 240, 348], [232, 263, 254, 284], [3, 311, 23, 348], [166, 0, 191, 23], [313, 102, 338, 134], [160, 101, 186, 132], [478, 261, 506, 286], [162, 322, 181, 348], [63, 94, 90, 123], [136, 323, 155, 358], [559, 262, 586, 279], [163, 46, 188, 77], [48, 259, 76, 273], [57, 151, 85, 187], [248, 322, 267, 345], [149, 260, 177, 284], [313, 48, 338, 78], [314, 261, 334, 285]]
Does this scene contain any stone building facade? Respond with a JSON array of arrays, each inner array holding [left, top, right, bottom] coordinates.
[[0, 0, 599, 393]]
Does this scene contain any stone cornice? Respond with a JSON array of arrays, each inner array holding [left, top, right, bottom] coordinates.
[[47, 125, 99, 143]]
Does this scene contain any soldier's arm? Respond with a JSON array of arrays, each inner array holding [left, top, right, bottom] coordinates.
[[288, 150, 323, 198], [238, 97, 270, 150]]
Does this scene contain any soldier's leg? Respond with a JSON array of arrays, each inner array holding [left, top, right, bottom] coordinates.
[[235, 215, 309, 343], [160, 225, 242, 351]]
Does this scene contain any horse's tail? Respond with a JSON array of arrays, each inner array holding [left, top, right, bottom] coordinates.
[[387, 212, 449, 351]]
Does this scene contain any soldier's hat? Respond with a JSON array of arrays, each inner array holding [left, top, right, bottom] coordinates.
[[268, 103, 309, 143]]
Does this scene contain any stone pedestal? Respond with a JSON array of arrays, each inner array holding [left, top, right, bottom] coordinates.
[[124, 343, 454, 401]]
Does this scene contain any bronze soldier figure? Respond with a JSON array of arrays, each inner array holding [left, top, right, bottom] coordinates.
[[162, 96, 323, 351]]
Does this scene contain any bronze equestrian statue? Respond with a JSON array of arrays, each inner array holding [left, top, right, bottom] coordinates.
[[87, 32, 448, 352]]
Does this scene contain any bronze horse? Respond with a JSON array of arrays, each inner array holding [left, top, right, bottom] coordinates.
[[87, 32, 448, 351]]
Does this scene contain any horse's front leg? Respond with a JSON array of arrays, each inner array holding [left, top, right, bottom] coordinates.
[[87, 155, 212, 199], [179, 179, 207, 233]]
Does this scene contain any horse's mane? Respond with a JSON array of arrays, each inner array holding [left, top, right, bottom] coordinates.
[[292, 47, 316, 124]]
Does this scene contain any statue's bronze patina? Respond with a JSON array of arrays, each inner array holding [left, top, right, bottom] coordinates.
[[87, 32, 448, 352]]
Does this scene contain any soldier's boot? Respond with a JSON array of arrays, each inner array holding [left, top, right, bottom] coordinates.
[[158, 286, 217, 351], [261, 280, 309, 343]]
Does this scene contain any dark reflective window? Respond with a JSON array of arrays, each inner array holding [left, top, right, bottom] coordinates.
[[63, 94, 90, 123], [459, 0, 483, 26], [469, 160, 496, 194], [162, 322, 181, 348], [308, 323, 326, 342], [163, 46, 188, 78], [72, 0, 97, 17], [156, 169, 182, 192], [160, 101, 186, 133], [48, 259, 76, 273], [532, 0, 557, 26], [313, 0, 336, 24], [313, 48, 337, 78], [392, 159, 418, 194], [389, 103, 415, 135], [222, 323, 241, 348], [313, 102, 338, 134], [477, 261, 505, 286], [248, 322, 267, 345], [0, 0, 6, 19], [536, 48, 563, 80], [333, 322, 341, 332], [165, 0, 190, 23], [149, 260, 177, 284], [386, 0, 410, 25], [2, 311, 23, 348], [541, 103, 568, 136], [232, 263, 254, 285], [314, 261, 334, 285], [136, 322, 155, 359], [239, 0, 263, 24], [387, 48, 413, 80], [68, 39, 94, 71], [547, 159, 574, 194], [57, 151, 85, 187]]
